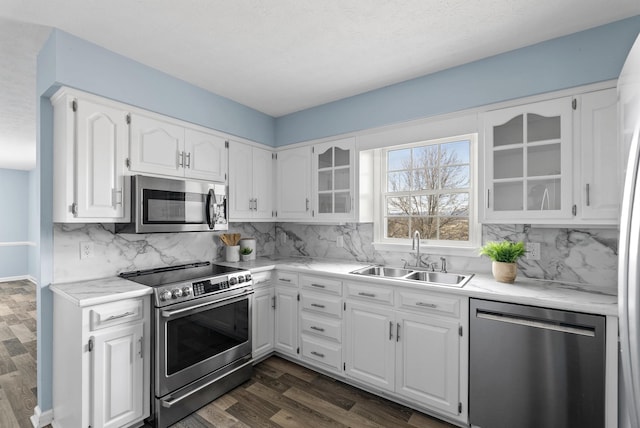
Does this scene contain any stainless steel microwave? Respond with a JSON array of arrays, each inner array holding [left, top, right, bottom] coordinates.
[[116, 175, 228, 233]]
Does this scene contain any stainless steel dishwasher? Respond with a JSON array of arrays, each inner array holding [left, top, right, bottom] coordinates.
[[469, 298, 605, 428]]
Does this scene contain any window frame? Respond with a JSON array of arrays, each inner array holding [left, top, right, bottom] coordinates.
[[373, 133, 481, 256]]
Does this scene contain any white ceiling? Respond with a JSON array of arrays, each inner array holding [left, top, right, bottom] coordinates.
[[1, 1, 640, 170]]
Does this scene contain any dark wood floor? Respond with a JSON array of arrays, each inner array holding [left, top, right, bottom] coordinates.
[[0, 279, 38, 428], [172, 357, 457, 428], [1, 280, 456, 428]]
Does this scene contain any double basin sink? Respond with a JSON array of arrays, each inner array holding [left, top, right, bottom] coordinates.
[[350, 265, 473, 288]]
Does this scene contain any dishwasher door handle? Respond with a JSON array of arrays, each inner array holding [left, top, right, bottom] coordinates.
[[476, 310, 596, 337]]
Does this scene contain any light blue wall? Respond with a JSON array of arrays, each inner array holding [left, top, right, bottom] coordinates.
[[0, 169, 29, 241], [0, 169, 30, 279], [276, 15, 640, 145], [41, 31, 276, 145], [28, 169, 38, 279]]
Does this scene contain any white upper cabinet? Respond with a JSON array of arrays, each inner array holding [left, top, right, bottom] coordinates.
[[277, 146, 312, 219], [481, 97, 574, 223], [229, 141, 274, 221], [129, 112, 227, 182], [184, 128, 227, 182], [574, 88, 620, 224], [129, 113, 184, 176], [52, 89, 130, 222], [312, 138, 356, 221]]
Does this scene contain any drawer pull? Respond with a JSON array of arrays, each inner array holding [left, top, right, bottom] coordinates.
[[279, 278, 292, 282], [358, 292, 376, 298], [311, 303, 326, 309], [310, 283, 326, 288], [310, 326, 325, 332], [105, 311, 135, 321], [416, 302, 438, 308], [311, 351, 325, 358]]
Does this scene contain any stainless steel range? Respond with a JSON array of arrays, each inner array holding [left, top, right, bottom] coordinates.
[[120, 261, 253, 428]]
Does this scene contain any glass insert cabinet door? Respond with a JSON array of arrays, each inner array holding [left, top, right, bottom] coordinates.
[[314, 138, 355, 217], [483, 97, 573, 222]]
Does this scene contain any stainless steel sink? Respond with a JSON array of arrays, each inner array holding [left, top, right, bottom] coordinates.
[[404, 271, 470, 286], [350, 266, 413, 277], [350, 265, 473, 287]]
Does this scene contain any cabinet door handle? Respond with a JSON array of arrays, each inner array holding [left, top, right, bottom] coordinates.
[[254, 198, 258, 211], [310, 303, 326, 309], [279, 278, 291, 283], [416, 302, 438, 308], [310, 351, 325, 358], [310, 283, 326, 288], [310, 326, 325, 332], [396, 323, 400, 342], [586, 183, 590, 206], [105, 311, 135, 321], [138, 336, 144, 359], [272, 296, 276, 309], [358, 292, 376, 298], [306, 198, 310, 211], [178, 151, 184, 168], [389, 321, 394, 340], [487, 189, 491, 209], [185, 152, 191, 168], [112, 188, 123, 207]]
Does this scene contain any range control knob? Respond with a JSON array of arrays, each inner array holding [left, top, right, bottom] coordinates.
[[159, 290, 172, 302], [245, 273, 252, 281], [229, 277, 238, 286], [182, 286, 192, 297], [171, 288, 183, 299], [237, 275, 245, 283]]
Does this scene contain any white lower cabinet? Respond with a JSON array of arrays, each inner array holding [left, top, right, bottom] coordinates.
[[299, 274, 344, 374], [344, 302, 396, 391], [395, 311, 460, 415], [252, 273, 275, 361], [344, 281, 468, 422], [274, 279, 299, 356], [52, 295, 150, 428]]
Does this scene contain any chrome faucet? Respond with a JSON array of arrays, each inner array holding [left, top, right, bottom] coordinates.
[[412, 231, 421, 267], [440, 257, 447, 273]]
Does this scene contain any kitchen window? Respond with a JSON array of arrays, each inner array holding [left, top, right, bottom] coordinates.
[[375, 133, 480, 254]]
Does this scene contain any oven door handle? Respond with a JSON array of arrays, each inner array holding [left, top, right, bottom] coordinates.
[[160, 358, 253, 408], [160, 290, 254, 319]]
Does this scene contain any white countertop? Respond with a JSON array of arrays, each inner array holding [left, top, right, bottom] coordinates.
[[50, 276, 152, 307], [51, 256, 617, 316], [221, 256, 618, 316]]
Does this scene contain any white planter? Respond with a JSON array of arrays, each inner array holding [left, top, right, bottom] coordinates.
[[225, 245, 240, 262]]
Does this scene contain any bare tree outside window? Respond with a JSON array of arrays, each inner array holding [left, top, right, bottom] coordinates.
[[384, 140, 471, 242]]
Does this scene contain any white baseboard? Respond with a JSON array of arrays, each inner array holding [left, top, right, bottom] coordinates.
[[30, 406, 53, 428], [0, 275, 33, 283]]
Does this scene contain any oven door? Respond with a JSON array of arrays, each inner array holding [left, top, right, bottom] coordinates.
[[155, 288, 252, 397]]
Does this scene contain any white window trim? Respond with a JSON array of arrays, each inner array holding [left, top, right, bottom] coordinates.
[[372, 133, 481, 257]]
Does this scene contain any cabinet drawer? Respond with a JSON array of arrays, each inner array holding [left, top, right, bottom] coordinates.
[[397, 290, 460, 318], [251, 271, 272, 287], [300, 312, 341, 342], [301, 335, 342, 371], [300, 275, 342, 296], [301, 293, 342, 318], [90, 298, 144, 331], [275, 271, 298, 287], [345, 282, 393, 305]]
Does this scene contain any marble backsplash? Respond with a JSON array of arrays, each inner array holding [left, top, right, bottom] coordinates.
[[52, 222, 276, 283], [54, 221, 618, 289], [275, 223, 619, 290]]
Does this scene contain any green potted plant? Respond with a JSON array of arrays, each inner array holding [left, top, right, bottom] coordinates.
[[240, 246, 253, 262], [479, 241, 526, 283]]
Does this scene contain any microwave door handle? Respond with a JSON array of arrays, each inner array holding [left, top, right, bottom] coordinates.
[[206, 188, 215, 230]]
